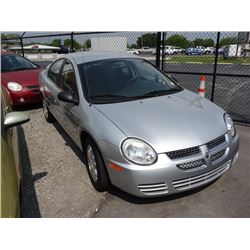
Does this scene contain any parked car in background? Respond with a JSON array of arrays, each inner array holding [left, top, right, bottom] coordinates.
[[173, 47, 185, 54], [127, 49, 140, 55], [40, 52, 239, 198], [185, 47, 204, 55], [152, 46, 184, 55], [204, 47, 215, 54], [1, 86, 30, 218], [138, 47, 154, 53], [216, 47, 225, 55], [56, 46, 69, 54], [1, 51, 42, 106], [164, 46, 176, 55]]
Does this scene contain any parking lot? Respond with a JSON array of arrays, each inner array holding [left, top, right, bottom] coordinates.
[[19, 107, 250, 218]]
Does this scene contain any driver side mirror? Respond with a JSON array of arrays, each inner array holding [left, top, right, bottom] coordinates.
[[57, 91, 79, 105], [4, 112, 30, 130]]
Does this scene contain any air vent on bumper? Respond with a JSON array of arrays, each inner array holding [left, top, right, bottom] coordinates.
[[138, 183, 168, 195]]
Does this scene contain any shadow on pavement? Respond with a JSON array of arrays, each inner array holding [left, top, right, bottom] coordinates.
[[52, 122, 86, 164], [18, 126, 47, 218]]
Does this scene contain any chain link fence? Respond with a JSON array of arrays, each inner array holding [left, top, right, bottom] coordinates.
[[1, 31, 250, 124], [162, 31, 250, 124]]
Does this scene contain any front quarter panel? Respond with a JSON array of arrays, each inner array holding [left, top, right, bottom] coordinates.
[[78, 103, 127, 163]]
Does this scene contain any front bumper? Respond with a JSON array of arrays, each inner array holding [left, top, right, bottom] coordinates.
[[9, 87, 42, 106], [105, 132, 239, 197]]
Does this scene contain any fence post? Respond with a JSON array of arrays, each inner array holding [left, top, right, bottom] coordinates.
[[161, 32, 165, 71], [211, 32, 221, 102], [155, 32, 161, 69], [19, 37, 24, 57], [70, 32, 74, 53]]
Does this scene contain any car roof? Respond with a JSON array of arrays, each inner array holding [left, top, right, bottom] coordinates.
[[63, 51, 140, 64]]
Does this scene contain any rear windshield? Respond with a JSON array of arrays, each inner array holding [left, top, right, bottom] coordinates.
[[79, 58, 182, 103]]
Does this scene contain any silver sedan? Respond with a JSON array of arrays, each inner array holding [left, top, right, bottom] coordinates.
[[39, 52, 239, 197]]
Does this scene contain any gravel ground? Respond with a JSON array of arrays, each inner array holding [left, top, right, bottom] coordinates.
[[19, 107, 250, 217]]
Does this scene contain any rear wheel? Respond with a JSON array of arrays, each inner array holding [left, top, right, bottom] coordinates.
[[85, 138, 110, 192], [43, 99, 55, 123]]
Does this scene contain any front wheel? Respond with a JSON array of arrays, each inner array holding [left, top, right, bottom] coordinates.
[[85, 138, 110, 192]]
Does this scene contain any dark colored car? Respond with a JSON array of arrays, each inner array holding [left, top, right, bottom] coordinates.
[[56, 46, 69, 54], [185, 47, 203, 55], [1, 52, 42, 106]]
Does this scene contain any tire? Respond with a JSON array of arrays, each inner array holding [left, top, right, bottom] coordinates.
[[84, 138, 110, 192], [43, 99, 55, 123]]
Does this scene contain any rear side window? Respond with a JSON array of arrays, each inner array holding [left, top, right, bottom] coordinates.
[[60, 60, 78, 98], [48, 59, 64, 86]]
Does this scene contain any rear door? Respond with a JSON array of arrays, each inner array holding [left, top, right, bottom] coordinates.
[[45, 58, 65, 120]]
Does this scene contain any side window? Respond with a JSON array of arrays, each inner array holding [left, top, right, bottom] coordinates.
[[48, 59, 64, 86], [61, 61, 78, 98]]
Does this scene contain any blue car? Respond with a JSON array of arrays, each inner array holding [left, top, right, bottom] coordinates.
[[185, 47, 204, 55]]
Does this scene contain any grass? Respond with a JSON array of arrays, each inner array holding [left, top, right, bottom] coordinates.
[[167, 55, 250, 64]]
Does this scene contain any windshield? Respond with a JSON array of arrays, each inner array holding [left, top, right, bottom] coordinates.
[[79, 58, 182, 103], [1, 54, 37, 72]]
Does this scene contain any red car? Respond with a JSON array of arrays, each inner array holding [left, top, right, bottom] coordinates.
[[1, 52, 42, 106]]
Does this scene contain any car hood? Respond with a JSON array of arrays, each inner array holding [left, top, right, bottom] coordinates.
[[1, 69, 40, 87], [95, 90, 227, 153]]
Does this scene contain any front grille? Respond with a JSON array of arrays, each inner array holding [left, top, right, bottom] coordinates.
[[177, 158, 206, 170], [172, 161, 231, 190], [211, 149, 226, 162], [206, 135, 226, 150], [138, 182, 168, 195], [166, 146, 200, 160], [27, 85, 39, 89]]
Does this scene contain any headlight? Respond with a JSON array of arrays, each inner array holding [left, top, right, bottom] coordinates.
[[121, 138, 157, 165], [224, 113, 235, 137], [7, 82, 23, 92]]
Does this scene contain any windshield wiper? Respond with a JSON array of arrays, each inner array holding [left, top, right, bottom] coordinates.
[[90, 94, 130, 100], [140, 88, 182, 97]]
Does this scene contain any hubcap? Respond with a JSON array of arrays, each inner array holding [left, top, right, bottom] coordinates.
[[87, 145, 98, 182], [43, 100, 49, 119]]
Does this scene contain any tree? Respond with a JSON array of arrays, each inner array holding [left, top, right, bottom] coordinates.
[[202, 38, 214, 47], [130, 43, 138, 49], [191, 38, 214, 47], [136, 33, 157, 48], [5, 33, 20, 39], [50, 39, 61, 47], [193, 38, 204, 47], [219, 37, 238, 47], [165, 34, 190, 48], [83, 39, 91, 49], [1, 33, 7, 40], [64, 39, 81, 50]]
